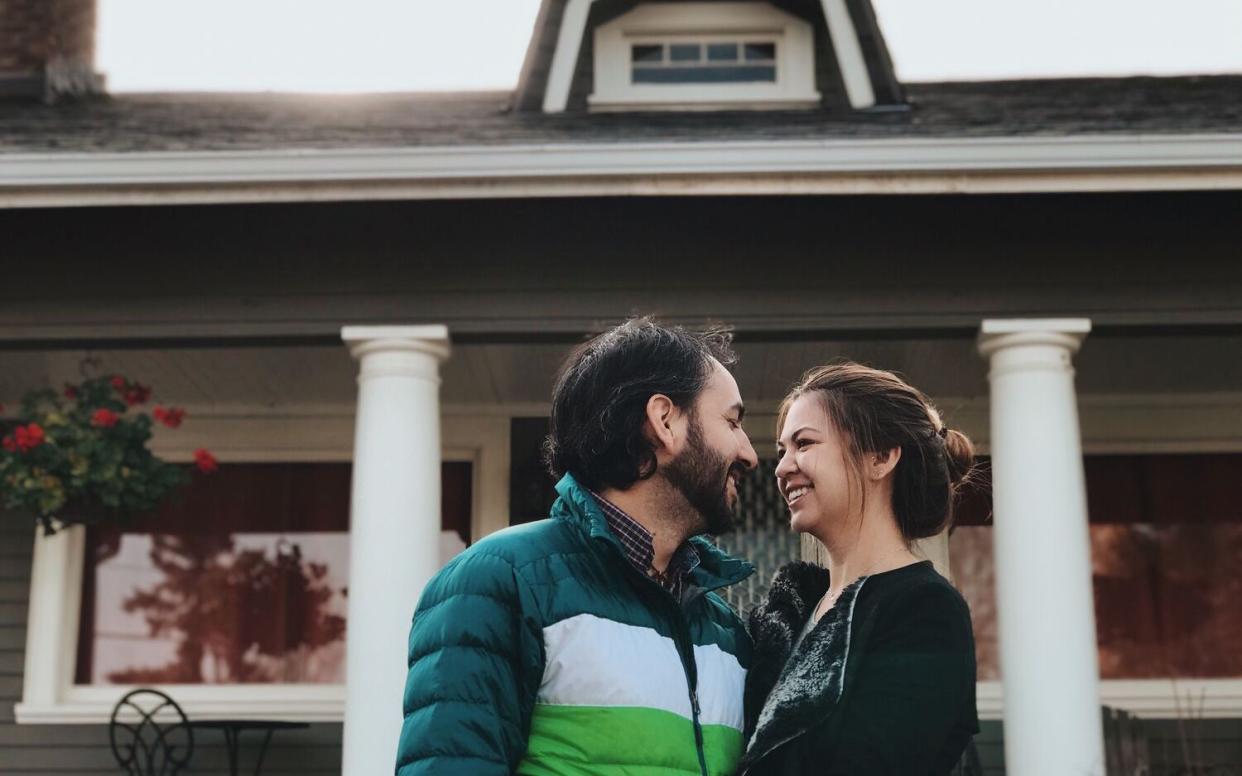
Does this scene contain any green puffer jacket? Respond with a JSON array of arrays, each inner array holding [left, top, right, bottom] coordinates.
[[396, 473, 755, 776]]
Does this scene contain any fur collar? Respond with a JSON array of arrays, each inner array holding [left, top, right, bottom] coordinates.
[[740, 561, 869, 772]]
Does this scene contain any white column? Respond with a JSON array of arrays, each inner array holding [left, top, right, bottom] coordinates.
[[977, 318, 1104, 776], [340, 325, 450, 776]]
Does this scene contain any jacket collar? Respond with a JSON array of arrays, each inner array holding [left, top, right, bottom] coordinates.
[[740, 562, 868, 772], [551, 473, 755, 593]]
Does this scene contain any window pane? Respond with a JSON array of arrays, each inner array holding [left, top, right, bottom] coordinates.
[[707, 43, 739, 62], [949, 453, 1242, 680], [632, 44, 663, 64], [633, 65, 776, 84], [74, 461, 473, 685], [669, 43, 701, 62], [744, 42, 777, 62]]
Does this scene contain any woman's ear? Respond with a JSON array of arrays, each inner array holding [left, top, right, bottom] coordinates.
[[644, 393, 684, 459], [868, 446, 902, 481]]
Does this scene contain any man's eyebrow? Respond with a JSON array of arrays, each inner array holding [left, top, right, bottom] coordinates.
[[730, 402, 746, 422]]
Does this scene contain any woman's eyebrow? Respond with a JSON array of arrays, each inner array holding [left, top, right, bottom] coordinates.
[[777, 426, 818, 444]]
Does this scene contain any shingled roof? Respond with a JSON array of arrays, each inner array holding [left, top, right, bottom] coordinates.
[[2, 75, 1241, 154]]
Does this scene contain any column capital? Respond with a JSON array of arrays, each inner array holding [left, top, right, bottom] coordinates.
[[977, 318, 1091, 359], [341, 325, 450, 363]]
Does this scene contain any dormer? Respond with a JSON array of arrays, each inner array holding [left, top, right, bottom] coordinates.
[[514, 0, 905, 114]]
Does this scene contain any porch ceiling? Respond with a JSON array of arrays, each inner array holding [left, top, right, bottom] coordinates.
[[1, 335, 1239, 412]]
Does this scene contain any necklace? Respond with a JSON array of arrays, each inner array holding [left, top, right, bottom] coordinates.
[[814, 551, 919, 622]]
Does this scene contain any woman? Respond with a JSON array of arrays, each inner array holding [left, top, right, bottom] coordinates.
[[739, 362, 979, 776]]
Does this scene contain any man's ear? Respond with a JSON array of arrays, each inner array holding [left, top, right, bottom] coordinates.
[[644, 393, 684, 458], [868, 446, 902, 481]]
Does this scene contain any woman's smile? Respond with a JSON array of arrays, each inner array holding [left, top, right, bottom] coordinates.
[[786, 484, 813, 505]]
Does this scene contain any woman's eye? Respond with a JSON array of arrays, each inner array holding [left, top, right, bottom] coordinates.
[[796, 438, 812, 449]]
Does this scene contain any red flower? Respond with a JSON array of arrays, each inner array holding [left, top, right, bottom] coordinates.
[[13, 423, 45, 452], [153, 406, 186, 429], [110, 375, 127, 390], [91, 408, 120, 428], [193, 448, 218, 474], [124, 383, 152, 406], [63, 385, 78, 400], [1, 436, 16, 453]]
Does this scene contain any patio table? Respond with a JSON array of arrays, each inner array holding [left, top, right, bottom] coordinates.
[[189, 719, 310, 776]]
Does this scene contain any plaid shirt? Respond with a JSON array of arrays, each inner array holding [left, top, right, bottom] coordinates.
[[590, 489, 701, 600]]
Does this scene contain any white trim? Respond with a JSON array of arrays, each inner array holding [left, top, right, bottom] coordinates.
[[976, 680, 1242, 721], [18, 683, 346, 725], [588, 3, 820, 112], [820, 0, 875, 109], [14, 407, 513, 725], [544, 0, 596, 113], [4, 133, 1242, 208]]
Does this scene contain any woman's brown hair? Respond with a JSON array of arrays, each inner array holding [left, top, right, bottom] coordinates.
[[777, 361, 975, 541]]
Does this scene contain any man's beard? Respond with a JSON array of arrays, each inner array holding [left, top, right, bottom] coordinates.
[[662, 417, 745, 537]]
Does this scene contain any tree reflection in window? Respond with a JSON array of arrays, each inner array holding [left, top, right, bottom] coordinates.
[[102, 533, 346, 684], [74, 462, 354, 686]]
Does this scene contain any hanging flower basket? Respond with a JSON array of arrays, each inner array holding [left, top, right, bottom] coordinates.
[[0, 374, 216, 535]]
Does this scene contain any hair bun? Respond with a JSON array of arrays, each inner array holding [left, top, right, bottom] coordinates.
[[943, 428, 975, 487]]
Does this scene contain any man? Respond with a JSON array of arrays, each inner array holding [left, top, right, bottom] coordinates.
[[396, 317, 759, 776]]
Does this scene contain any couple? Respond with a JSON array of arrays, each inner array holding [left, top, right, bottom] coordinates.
[[396, 318, 978, 776]]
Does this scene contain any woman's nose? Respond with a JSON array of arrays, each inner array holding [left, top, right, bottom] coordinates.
[[774, 448, 796, 479]]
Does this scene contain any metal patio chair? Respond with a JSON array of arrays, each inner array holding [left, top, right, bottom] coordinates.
[[108, 688, 195, 775]]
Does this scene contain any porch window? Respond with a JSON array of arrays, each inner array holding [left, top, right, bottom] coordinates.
[[72, 462, 471, 688], [951, 453, 1242, 683]]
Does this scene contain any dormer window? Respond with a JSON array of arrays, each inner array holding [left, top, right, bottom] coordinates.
[[630, 40, 778, 84], [590, 2, 821, 112]]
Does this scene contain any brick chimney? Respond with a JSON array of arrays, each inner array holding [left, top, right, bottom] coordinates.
[[0, 0, 104, 101]]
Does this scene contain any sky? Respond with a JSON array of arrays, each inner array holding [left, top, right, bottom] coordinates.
[[97, 0, 1242, 93]]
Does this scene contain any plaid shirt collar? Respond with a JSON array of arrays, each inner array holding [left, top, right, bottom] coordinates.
[[589, 489, 701, 597]]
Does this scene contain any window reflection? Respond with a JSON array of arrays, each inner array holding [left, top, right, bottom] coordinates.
[[949, 454, 1242, 681], [74, 461, 473, 686]]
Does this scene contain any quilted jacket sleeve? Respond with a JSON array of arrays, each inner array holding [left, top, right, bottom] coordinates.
[[395, 550, 543, 775]]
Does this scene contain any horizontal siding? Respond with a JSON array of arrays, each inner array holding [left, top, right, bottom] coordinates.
[[0, 513, 346, 773], [0, 729, 342, 773], [0, 579, 30, 603], [970, 718, 1242, 775], [0, 627, 25, 651], [0, 652, 22, 675]]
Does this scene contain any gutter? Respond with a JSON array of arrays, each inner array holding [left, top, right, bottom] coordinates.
[[2, 133, 1242, 207]]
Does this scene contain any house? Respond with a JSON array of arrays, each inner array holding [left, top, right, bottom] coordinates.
[[2, 0, 1242, 773]]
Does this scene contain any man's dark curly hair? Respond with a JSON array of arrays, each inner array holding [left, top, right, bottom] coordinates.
[[543, 317, 737, 492]]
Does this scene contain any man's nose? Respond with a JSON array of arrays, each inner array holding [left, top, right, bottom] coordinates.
[[738, 433, 759, 471]]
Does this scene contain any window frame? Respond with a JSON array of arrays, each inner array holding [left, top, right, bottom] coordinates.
[[589, 2, 821, 112], [15, 409, 510, 724]]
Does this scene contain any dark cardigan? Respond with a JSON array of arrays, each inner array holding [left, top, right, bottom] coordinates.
[[739, 560, 979, 776]]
